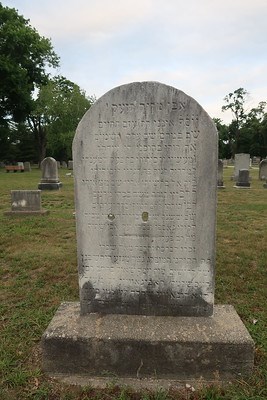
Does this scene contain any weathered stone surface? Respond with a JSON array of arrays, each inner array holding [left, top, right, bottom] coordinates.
[[217, 159, 225, 189], [234, 169, 250, 188], [42, 302, 254, 380], [73, 82, 218, 317], [38, 157, 62, 190], [4, 190, 49, 215], [259, 159, 267, 180], [233, 153, 250, 180]]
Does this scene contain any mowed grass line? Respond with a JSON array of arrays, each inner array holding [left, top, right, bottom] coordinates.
[[0, 166, 266, 399]]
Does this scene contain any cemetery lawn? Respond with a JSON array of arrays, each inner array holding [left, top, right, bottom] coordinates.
[[0, 166, 266, 400]]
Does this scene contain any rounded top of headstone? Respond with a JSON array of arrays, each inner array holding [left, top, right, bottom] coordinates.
[[74, 81, 217, 147], [41, 156, 57, 165]]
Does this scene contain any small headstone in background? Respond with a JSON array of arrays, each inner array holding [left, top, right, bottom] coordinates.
[[38, 157, 62, 190], [24, 162, 31, 172], [68, 160, 73, 170], [62, 161, 67, 168], [4, 190, 49, 215], [57, 161, 61, 169], [222, 159, 228, 167], [234, 169, 251, 188], [259, 159, 267, 180], [217, 159, 225, 189]]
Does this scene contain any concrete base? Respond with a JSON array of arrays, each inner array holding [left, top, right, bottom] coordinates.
[[4, 209, 49, 216], [233, 185, 251, 189], [38, 182, 62, 190], [217, 185, 225, 189], [42, 303, 254, 382]]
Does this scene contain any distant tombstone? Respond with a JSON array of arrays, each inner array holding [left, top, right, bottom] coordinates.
[[4, 190, 48, 215], [233, 153, 250, 180], [68, 160, 73, 170], [24, 162, 31, 172], [234, 169, 250, 188], [217, 159, 225, 189], [38, 157, 62, 190], [42, 82, 254, 381], [62, 161, 67, 168], [57, 161, 61, 169], [259, 159, 267, 180]]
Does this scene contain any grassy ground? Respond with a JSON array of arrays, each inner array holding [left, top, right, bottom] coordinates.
[[0, 166, 266, 400]]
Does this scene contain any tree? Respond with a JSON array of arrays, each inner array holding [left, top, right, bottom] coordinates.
[[240, 102, 267, 158], [213, 118, 232, 159], [27, 76, 95, 163], [0, 4, 59, 123], [221, 88, 248, 156]]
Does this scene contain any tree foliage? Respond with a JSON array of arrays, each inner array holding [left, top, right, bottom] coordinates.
[[27, 76, 94, 163], [220, 88, 267, 158], [0, 3, 59, 123]]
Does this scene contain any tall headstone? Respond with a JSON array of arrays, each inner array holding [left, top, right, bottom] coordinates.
[[4, 190, 48, 215], [233, 153, 250, 180], [38, 157, 62, 190], [42, 82, 254, 382], [259, 159, 267, 180], [217, 159, 225, 189], [234, 169, 250, 188], [74, 82, 217, 317]]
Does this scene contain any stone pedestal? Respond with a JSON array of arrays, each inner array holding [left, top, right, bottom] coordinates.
[[42, 302, 254, 382], [38, 181, 62, 190]]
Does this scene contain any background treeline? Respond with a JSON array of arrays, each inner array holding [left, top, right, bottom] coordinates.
[[0, 4, 94, 165], [1, 5, 266, 165], [215, 88, 267, 160]]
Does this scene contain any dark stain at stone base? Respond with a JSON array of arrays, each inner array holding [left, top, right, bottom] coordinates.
[[80, 283, 213, 317]]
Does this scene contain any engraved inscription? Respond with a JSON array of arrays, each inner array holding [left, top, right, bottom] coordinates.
[[73, 82, 217, 316]]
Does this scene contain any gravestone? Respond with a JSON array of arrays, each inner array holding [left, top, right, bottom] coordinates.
[[68, 160, 73, 170], [42, 82, 254, 384], [62, 161, 67, 168], [217, 159, 225, 189], [233, 153, 250, 180], [259, 159, 267, 180], [57, 161, 61, 169], [234, 169, 251, 188], [74, 82, 217, 317], [4, 190, 48, 215], [24, 162, 31, 172], [38, 157, 62, 190]]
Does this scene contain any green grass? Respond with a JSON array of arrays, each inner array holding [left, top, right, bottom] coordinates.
[[0, 166, 266, 399]]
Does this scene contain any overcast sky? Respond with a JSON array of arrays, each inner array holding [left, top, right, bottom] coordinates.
[[3, 0, 267, 123]]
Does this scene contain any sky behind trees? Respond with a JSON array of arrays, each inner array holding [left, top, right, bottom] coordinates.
[[4, 0, 267, 123]]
